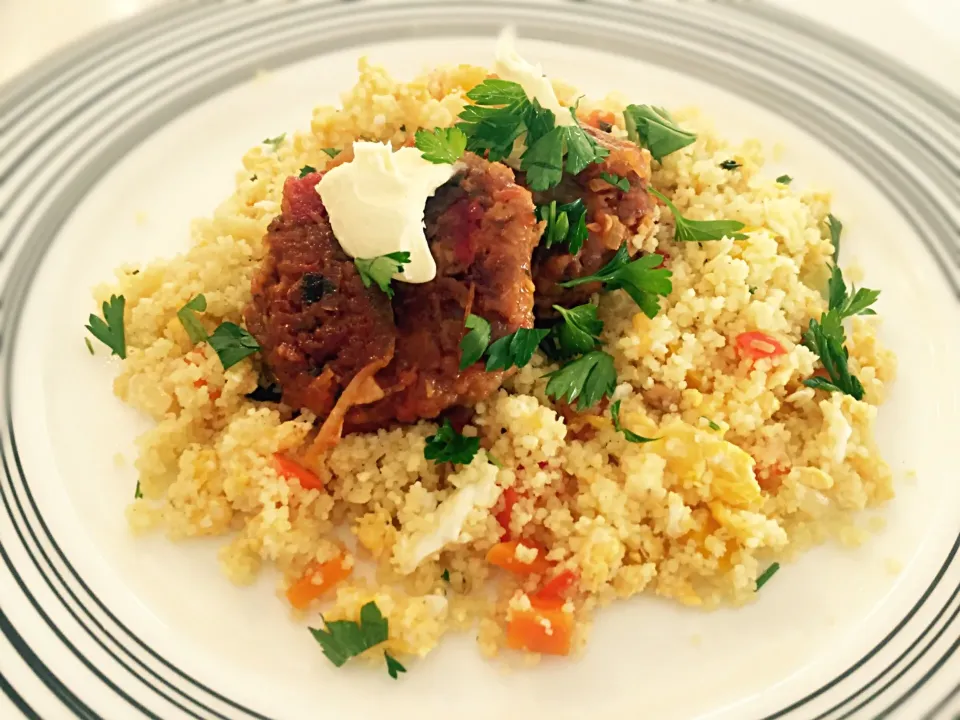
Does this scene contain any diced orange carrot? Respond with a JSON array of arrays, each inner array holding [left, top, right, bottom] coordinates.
[[534, 569, 579, 606], [285, 556, 352, 610], [494, 487, 519, 540], [506, 602, 574, 656], [486, 541, 552, 575], [273, 453, 324, 491], [584, 109, 616, 129]]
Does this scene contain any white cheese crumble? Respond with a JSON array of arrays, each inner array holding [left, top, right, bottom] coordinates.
[[317, 142, 457, 284], [494, 28, 575, 127]]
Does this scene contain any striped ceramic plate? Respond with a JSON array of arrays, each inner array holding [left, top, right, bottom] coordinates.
[[0, 1, 957, 718]]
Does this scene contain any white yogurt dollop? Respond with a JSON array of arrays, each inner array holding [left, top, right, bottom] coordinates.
[[494, 27, 576, 127], [317, 142, 457, 284]]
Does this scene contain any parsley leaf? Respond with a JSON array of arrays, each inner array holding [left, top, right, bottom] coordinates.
[[827, 213, 842, 265], [441, 569, 451, 582], [801, 315, 864, 400], [176, 294, 208, 344], [600, 172, 630, 191], [521, 126, 566, 191], [827, 265, 879, 319], [755, 562, 780, 591], [485, 328, 550, 372], [553, 304, 603, 357], [298, 165, 316, 178], [460, 314, 491, 370], [650, 188, 747, 242], [385, 651, 407, 680], [466, 79, 529, 106], [537, 199, 588, 254], [86, 294, 126, 359], [321, 147, 341, 158], [301, 273, 335, 305], [544, 351, 616, 410], [559, 245, 673, 319], [207, 322, 260, 370], [611, 400, 658, 443], [85, 337, 94, 355], [309, 601, 390, 668], [561, 120, 609, 175], [702, 417, 722, 431], [354, 251, 411, 299], [263, 133, 286, 152], [134, 481, 142, 499], [415, 126, 467, 164], [719, 160, 741, 171], [458, 104, 527, 162], [623, 105, 696, 161], [776, 174, 793, 185], [424, 419, 480, 465]]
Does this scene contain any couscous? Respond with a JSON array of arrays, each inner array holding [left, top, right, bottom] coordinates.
[[88, 38, 896, 675]]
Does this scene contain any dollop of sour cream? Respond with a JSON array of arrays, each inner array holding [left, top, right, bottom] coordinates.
[[317, 142, 457, 284], [494, 27, 576, 127]]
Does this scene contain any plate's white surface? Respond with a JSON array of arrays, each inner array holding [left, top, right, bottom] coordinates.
[[1, 3, 958, 719]]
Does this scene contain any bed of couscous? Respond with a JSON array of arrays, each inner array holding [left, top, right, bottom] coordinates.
[[90, 51, 896, 673]]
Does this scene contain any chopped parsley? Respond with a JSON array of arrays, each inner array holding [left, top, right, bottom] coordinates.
[[544, 350, 616, 410], [309, 601, 389, 668], [414, 126, 467, 164], [176, 294, 208, 344], [134, 481, 142, 499], [719, 159, 741, 171], [85, 294, 126, 359], [354, 251, 411, 299], [649, 188, 747, 242], [827, 265, 880, 320], [611, 400, 657, 443], [623, 105, 696, 162], [263, 133, 286, 152], [485, 328, 550, 372], [321, 147, 341, 158], [441, 569, 450, 582], [424, 419, 480, 465], [456, 79, 608, 190], [384, 651, 406, 680], [301, 273, 334, 305], [599, 172, 630, 191], [702, 417, 722, 431], [559, 245, 673, 319], [85, 337, 94, 355], [776, 174, 793, 185], [537, 199, 588, 255], [298, 165, 317, 178], [553, 303, 603, 358], [755, 562, 780, 591], [459, 314, 491, 370], [207, 322, 260, 370], [827, 213, 842, 265]]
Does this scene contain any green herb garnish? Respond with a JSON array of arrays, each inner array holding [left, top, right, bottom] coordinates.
[[623, 105, 696, 161], [537, 199, 588, 254], [827, 265, 880, 319], [321, 148, 341, 158], [414, 126, 467, 164], [207, 322, 260, 370], [385, 651, 406, 680], [611, 400, 657, 443], [354, 251, 411, 299], [485, 328, 550, 372], [600, 172, 630, 191], [86, 294, 126, 359], [702, 417, 721, 431], [486, 452, 503, 469], [559, 245, 673, 319], [719, 160, 741, 171], [755, 562, 780, 591], [441, 569, 450, 582], [298, 165, 317, 178], [827, 213, 842, 265], [544, 350, 617, 410], [85, 337, 94, 355], [553, 303, 603, 357], [263, 133, 286, 152], [134, 481, 142, 499], [459, 314, 491, 370], [301, 273, 334, 305], [776, 174, 793, 185], [176, 294, 208, 344], [649, 187, 747, 242], [424, 419, 480, 465], [309, 601, 389, 668]]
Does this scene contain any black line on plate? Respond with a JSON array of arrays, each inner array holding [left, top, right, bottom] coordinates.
[[922, 678, 960, 720], [0, 654, 44, 720]]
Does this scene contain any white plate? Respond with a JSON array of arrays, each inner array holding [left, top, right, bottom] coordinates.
[[1, 2, 958, 719]]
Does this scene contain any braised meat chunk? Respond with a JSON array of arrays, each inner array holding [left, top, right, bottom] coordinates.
[[346, 153, 540, 429], [530, 125, 653, 314], [245, 172, 397, 419]]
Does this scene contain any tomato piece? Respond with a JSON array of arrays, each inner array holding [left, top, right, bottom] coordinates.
[[735, 331, 787, 363], [584, 109, 616, 130], [507, 603, 574, 656], [486, 541, 552, 575], [285, 555, 352, 609], [273, 453, 324, 491], [534, 570, 579, 605]]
